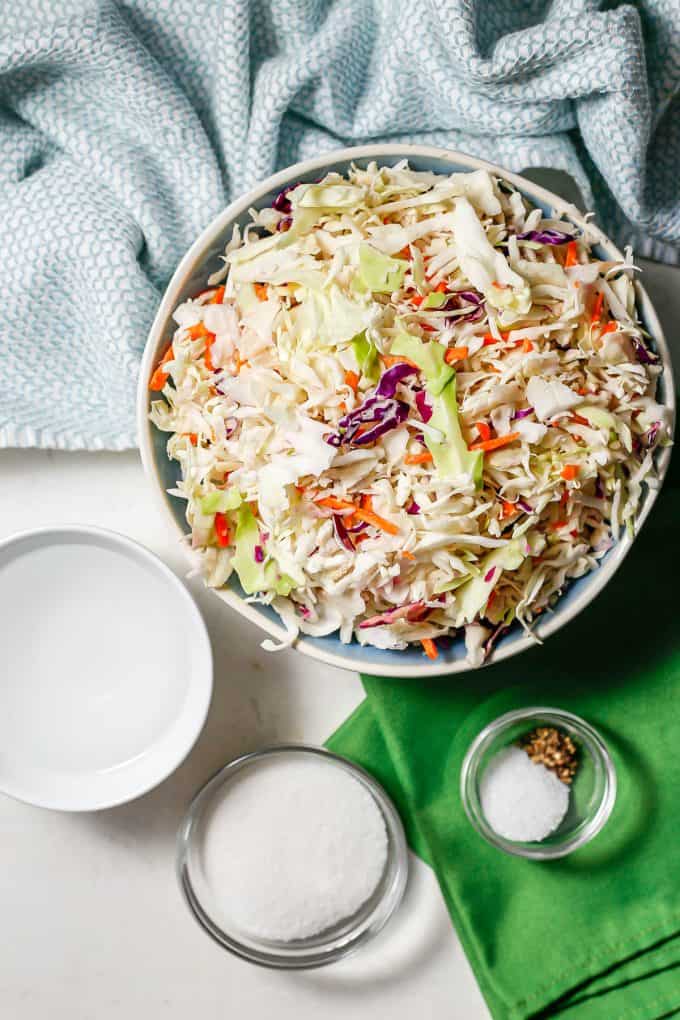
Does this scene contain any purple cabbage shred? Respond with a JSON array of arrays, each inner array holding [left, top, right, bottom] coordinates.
[[333, 514, 355, 552], [415, 389, 433, 423], [442, 289, 485, 324], [324, 364, 419, 448], [631, 337, 659, 365], [516, 228, 575, 245], [358, 601, 429, 629], [272, 185, 294, 214], [644, 421, 661, 448], [254, 545, 265, 563], [375, 362, 418, 398]]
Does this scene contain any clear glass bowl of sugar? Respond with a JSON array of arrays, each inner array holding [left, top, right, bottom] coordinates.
[[460, 707, 617, 860], [177, 745, 408, 967]]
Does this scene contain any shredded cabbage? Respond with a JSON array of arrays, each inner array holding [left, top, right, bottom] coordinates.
[[150, 161, 668, 665]]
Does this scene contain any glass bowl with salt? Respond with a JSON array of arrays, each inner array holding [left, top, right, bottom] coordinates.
[[177, 745, 408, 967], [460, 707, 617, 860]]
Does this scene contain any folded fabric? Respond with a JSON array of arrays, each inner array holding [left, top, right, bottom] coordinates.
[[2, 0, 680, 450], [328, 474, 680, 1019]]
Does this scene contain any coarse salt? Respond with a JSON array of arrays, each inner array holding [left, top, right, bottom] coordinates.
[[480, 746, 569, 842], [200, 756, 388, 941]]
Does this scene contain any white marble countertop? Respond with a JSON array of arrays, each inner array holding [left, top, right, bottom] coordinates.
[[0, 258, 676, 1019]]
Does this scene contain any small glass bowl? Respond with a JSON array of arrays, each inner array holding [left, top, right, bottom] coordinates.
[[176, 745, 408, 968], [460, 707, 617, 860]]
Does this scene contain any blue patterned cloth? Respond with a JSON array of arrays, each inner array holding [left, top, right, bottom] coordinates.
[[1, 0, 679, 449]]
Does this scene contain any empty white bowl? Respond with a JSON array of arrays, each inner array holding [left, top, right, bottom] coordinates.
[[0, 526, 212, 810], [138, 144, 675, 678]]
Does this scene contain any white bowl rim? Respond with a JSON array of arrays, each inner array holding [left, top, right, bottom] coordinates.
[[137, 143, 675, 679], [0, 524, 213, 810]]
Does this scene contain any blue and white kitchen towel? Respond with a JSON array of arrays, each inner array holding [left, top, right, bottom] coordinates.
[[1, 0, 679, 449]]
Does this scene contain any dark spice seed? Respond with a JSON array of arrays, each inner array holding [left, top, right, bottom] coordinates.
[[518, 726, 578, 785]]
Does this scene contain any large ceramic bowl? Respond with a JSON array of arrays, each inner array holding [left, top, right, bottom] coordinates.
[[137, 145, 675, 678]]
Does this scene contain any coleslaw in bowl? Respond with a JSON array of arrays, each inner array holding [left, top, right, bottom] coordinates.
[[138, 146, 674, 677]]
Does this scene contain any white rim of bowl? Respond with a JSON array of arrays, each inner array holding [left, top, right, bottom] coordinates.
[[137, 143, 676, 678], [0, 525, 213, 811]]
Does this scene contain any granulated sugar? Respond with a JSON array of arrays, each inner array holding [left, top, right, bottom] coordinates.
[[200, 756, 388, 941], [480, 745, 569, 842]]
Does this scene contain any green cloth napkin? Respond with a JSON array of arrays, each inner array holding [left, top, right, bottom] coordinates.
[[328, 469, 680, 1019]]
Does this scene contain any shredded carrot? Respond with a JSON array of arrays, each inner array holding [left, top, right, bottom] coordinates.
[[196, 286, 225, 303], [187, 433, 198, 446], [522, 338, 534, 353], [444, 346, 469, 365], [187, 322, 217, 371], [482, 331, 509, 345], [577, 387, 589, 396], [404, 451, 433, 465], [551, 518, 568, 531], [420, 323, 436, 332], [570, 412, 590, 427], [254, 282, 268, 301], [435, 281, 448, 293], [338, 401, 347, 413], [501, 500, 517, 518], [214, 512, 231, 547], [468, 431, 520, 453], [421, 638, 438, 660], [316, 496, 356, 511], [561, 464, 579, 481], [401, 550, 415, 561], [565, 240, 579, 267], [188, 323, 209, 340], [396, 246, 411, 259], [560, 489, 569, 507], [600, 321, 618, 335], [148, 344, 174, 390], [590, 292, 604, 324], [360, 494, 373, 512], [381, 354, 420, 370], [344, 370, 359, 393], [355, 509, 400, 535], [410, 293, 424, 307], [475, 421, 492, 442], [353, 532, 370, 544]]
